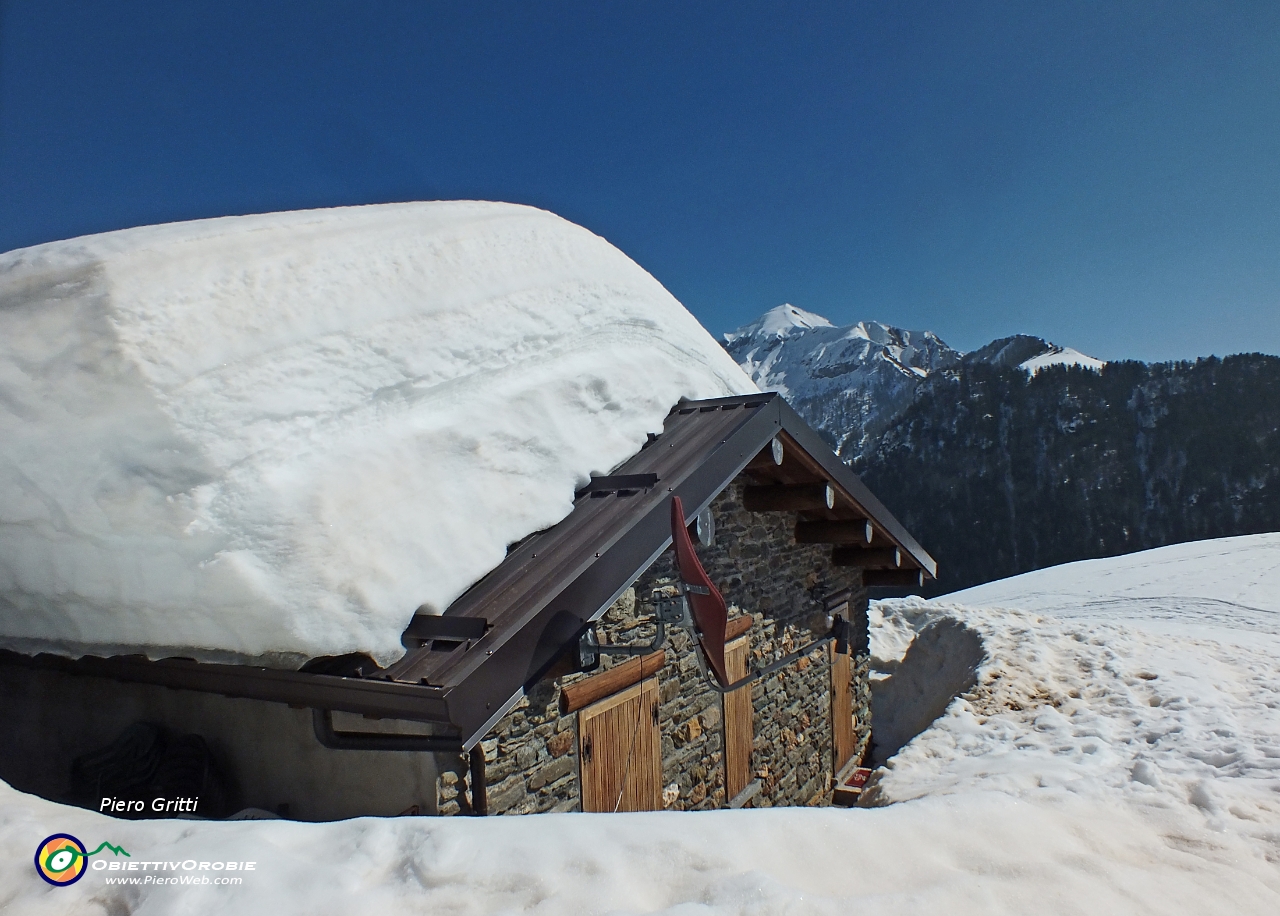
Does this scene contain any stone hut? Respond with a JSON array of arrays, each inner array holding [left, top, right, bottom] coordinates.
[[0, 393, 934, 819]]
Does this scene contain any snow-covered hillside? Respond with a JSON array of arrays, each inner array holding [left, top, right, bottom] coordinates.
[[3, 535, 1277, 913], [722, 305, 1104, 460], [870, 533, 1280, 831], [965, 333, 1106, 375], [0, 202, 755, 666], [1020, 345, 1106, 374], [942, 533, 1280, 645]]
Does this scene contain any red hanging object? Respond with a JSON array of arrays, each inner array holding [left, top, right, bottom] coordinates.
[[669, 496, 730, 686]]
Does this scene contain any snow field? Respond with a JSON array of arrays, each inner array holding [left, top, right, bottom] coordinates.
[[2, 534, 1278, 913], [949, 532, 1280, 649], [870, 600, 1280, 857], [2, 777, 1276, 914]]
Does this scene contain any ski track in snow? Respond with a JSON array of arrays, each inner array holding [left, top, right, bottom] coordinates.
[[3, 536, 1280, 913]]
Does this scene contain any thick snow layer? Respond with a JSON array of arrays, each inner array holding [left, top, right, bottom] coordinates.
[[0, 202, 756, 666], [3, 534, 1279, 913], [3, 779, 1275, 914]]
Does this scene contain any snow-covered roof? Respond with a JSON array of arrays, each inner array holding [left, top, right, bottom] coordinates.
[[9, 391, 935, 749], [0, 202, 756, 667]]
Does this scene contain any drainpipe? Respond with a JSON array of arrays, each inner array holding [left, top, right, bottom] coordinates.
[[469, 745, 488, 816]]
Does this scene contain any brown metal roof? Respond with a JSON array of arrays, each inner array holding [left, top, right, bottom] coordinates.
[[3, 393, 934, 750], [376, 391, 935, 745]]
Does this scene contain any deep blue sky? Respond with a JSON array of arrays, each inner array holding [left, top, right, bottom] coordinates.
[[2, 1, 1278, 360]]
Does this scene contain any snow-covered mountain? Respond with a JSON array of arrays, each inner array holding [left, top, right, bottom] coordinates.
[[723, 305, 1103, 460], [727, 305, 1278, 603], [723, 305, 961, 459]]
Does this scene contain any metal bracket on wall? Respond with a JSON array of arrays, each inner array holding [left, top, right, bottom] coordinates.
[[578, 583, 701, 670], [576, 618, 668, 671], [575, 586, 851, 697], [574, 582, 704, 672], [695, 614, 850, 695]]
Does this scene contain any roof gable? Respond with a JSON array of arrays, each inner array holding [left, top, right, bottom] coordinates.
[[382, 392, 935, 745]]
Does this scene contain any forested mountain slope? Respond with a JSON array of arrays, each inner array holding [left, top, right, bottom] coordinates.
[[853, 355, 1280, 592]]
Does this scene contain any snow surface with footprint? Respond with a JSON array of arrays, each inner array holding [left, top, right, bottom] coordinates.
[[3, 534, 1278, 913], [0, 202, 754, 666]]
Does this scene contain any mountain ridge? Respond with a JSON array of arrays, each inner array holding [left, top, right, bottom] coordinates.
[[723, 305, 1280, 593], [723, 304, 1101, 461]]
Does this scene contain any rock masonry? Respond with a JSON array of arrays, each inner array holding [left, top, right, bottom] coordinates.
[[434, 480, 872, 815]]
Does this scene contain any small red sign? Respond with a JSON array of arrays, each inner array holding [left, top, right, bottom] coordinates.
[[844, 767, 872, 790]]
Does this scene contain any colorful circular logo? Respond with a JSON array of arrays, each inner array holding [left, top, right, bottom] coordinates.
[[35, 834, 88, 886]]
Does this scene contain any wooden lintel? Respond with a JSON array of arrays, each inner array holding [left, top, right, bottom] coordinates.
[[794, 519, 874, 546], [725, 614, 753, 642], [831, 546, 901, 569], [559, 650, 666, 714], [743, 483, 834, 512], [863, 568, 924, 588]]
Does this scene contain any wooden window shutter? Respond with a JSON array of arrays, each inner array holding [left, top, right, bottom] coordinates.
[[577, 677, 662, 812], [831, 642, 856, 773], [722, 636, 753, 801]]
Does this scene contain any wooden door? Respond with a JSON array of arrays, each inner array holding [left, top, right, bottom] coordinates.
[[578, 677, 662, 812], [722, 636, 753, 801], [831, 642, 856, 772]]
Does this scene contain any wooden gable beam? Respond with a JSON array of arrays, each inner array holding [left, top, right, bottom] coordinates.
[[794, 519, 875, 546], [831, 546, 901, 569]]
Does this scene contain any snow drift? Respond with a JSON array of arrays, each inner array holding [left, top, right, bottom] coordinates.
[[870, 616, 984, 761], [0, 201, 756, 666]]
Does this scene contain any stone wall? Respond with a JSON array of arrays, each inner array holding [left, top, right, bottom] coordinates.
[[435, 677, 580, 817], [445, 479, 874, 816], [632, 481, 870, 809]]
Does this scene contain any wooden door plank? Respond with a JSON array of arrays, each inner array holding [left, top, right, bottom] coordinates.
[[578, 678, 661, 813], [831, 643, 855, 772], [631, 677, 662, 812], [722, 636, 753, 801]]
